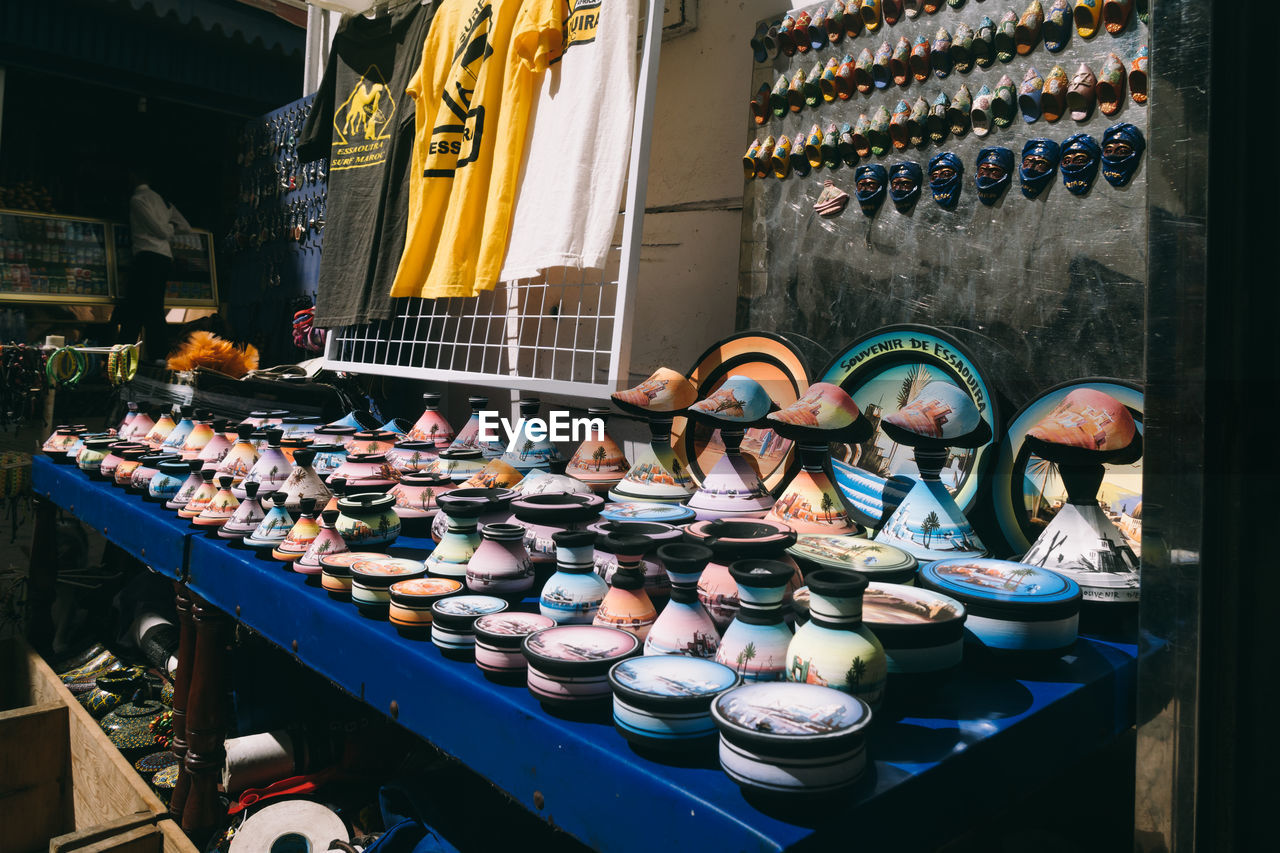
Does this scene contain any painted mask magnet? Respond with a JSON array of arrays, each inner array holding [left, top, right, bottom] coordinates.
[[1019, 138, 1061, 198], [1100, 122, 1145, 187], [928, 152, 964, 209], [854, 164, 889, 216], [1060, 133, 1101, 195], [889, 162, 923, 212], [974, 147, 1015, 206]]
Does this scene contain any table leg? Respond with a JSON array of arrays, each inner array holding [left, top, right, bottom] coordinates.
[[181, 595, 230, 845], [168, 584, 197, 822], [24, 496, 58, 655]]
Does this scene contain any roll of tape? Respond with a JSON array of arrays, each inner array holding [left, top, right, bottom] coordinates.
[[229, 800, 348, 853], [222, 730, 296, 794]]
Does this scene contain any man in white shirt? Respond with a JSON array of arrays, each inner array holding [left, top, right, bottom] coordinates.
[[115, 171, 190, 359]]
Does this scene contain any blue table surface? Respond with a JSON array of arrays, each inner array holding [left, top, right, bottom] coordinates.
[[33, 454, 1138, 852]]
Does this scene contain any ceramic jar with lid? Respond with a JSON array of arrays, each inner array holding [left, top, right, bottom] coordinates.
[[244, 492, 294, 550], [296, 509, 347, 573], [712, 682, 873, 795], [220, 481, 267, 541], [918, 558, 1081, 654], [350, 556, 427, 616], [425, 492, 488, 579], [310, 442, 349, 481], [429, 486, 517, 543], [82, 667, 146, 719], [389, 472, 454, 537], [646, 543, 720, 658], [716, 559, 796, 682], [449, 395, 507, 458], [276, 448, 331, 512], [320, 551, 383, 600], [101, 699, 165, 755], [129, 452, 179, 495], [335, 493, 401, 550], [146, 458, 189, 503], [862, 582, 967, 674], [474, 612, 556, 681], [348, 430, 397, 456], [587, 519, 682, 605], [274, 498, 321, 563], [193, 476, 240, 529], [236, 428, 290, 499], [593, 533, 658, 641], [215, 424, 259, 486], [510, 492, 605, 570], [685, 518, 802, 631], [540, 530, 610, 625], [113, 446, 151, 488], [167, 459, 206, 511], [117, 403, 140, 438], [331, 453, 399, 492], [179, 419, 216, 459], [159, 405, 195, 453], [609, 656, 740, 750], [42, 424, 86, 460], [142, 410, 177, 448], [785, 570, 887, 708], [509, 461, 593, 497], [388, 577, 462, 635], [432, 448, 487, 484], [431, 595, 509, 658], [500, 397, 562, 473], [99, 441, 145, 482], [76, 435, 118, 476], [122, 408, 154, 442], [407, 391, 456, 446], [385, 441, 442, 475], [177, 470, 218, 519], [196, 421, 233, 469], [466, 523, 535, 599], [565, 407, 630, 494], [523, 625, 641, 707]]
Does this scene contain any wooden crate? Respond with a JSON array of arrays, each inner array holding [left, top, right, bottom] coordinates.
[[0, 639, 198, 853]]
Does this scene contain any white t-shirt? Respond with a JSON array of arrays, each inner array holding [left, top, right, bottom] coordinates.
[[498, 0, 639, 281]]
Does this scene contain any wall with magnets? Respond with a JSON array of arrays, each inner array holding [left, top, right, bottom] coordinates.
[[225, 94, 326, 368], [739, 1, 1148, 411]]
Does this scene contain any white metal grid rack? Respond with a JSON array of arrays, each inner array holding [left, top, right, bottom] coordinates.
[[324, 0, 665, 398]]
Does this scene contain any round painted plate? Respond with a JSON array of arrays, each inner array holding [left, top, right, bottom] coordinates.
[[389, 577, 463, 598], [819, 325, 1000, 523], [712, 682, 870, 741], [432, 595, 508, 618], [600, 502, 696, 525], [863, 582, 965, 626], [610, 656, 739, 705], [349, 557, 426, 579], [523, 625, 640, 667], [671, 332, 810, 492], [787, 535, 917, 580], [920, 558, 1081, 612], [992, 378, 1143, 555]]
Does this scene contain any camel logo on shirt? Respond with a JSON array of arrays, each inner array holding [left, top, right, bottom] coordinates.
[[425, 0, 494, 176], [331, 66, 397, 170]]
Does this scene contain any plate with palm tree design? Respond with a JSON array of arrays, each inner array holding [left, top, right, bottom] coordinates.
[[990, 378, 1143, 557], [818, 325, 1000, 527]]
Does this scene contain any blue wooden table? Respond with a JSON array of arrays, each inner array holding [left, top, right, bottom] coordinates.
[[32, 454, 1137, 851]]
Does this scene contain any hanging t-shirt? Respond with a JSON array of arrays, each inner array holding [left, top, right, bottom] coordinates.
[[499, 0, 640, 281], [299, 1, 436, 328], [390, 0, 563, 301]]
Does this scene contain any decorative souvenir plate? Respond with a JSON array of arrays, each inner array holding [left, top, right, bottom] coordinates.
[[671, 332, 811, 492], [863, 582, 967, 673], [610, 656, 740, 710], [819, 325, 1000, 524], [522, 625, 642, 675], [991, 378, 1143, 554], [599, 502, 697, 525], [787, 535, 917, 584]]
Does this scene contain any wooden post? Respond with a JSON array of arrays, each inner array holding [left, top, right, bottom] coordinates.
[[167, 584, 197, 823], [181, 596, 229, 844]]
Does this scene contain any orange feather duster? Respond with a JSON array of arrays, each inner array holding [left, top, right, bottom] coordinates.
[[166, 331, 260, 378]]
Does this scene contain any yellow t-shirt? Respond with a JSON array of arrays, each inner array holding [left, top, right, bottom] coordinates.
[[391, 0, 563, 300]]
